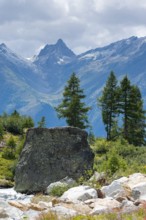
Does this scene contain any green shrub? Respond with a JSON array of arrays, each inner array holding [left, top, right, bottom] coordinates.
[[1, 111, 34, 135], [49, 185, 69, 197], [92, 138, 111, 154], [7, 136, 16, 150], [3, 116, 23, 135], [22, 116, 34, 128], [107, 152, 120, 174], [0, 156, 15, 180], [2, 147, 16, 160], [2, 136, 17, 160]]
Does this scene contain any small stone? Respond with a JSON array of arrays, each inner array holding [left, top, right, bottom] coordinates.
[[0, 207, 9, 218], [97, 189, 105, 198]]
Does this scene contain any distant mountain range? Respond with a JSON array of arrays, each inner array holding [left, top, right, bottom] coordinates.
[[0, 36, 146, 136]]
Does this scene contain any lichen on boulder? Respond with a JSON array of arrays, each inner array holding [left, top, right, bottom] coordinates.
[[15, 127, 94, 193]]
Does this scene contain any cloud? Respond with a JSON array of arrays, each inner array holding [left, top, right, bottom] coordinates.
[[0, 0, 146, 57]]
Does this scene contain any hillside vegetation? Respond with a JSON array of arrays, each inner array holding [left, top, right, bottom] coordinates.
[[0, 122, 146, 187], [0, 110, 34, 186], [91, 138, 146, 179]]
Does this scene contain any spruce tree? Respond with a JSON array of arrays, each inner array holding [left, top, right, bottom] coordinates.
[[118, 76, 131, 140], [55, 73, 90, 129], [98, 71, 119, 140], [119, 76, 146, 146], [125, 85, 145, 145], [38, 116, 46, 128]]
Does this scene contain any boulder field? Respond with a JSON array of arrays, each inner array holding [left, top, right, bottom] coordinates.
[[1, 173, 146, 219]]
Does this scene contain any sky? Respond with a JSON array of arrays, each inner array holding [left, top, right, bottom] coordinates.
[[1, 0, 146, 58]]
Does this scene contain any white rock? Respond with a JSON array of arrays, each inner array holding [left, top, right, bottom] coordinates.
[[0, 188, 18, 200], [61, 185, 98, 202], [121, 200, 139, 213], [51, 205, 77, 217], [0, 188, 32, 203], [90, 205, 108, 214], [132, 182, 146, 200], [101, 177, 128, 198], [90, 198, 121, 215], [127, 173, 146, 188], [140, 195, 146, 201]]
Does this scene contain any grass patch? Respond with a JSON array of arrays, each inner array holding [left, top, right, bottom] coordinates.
[[31, 194, 53, 204], [35, 207, 146, 220], [35, 211, 58, 220]]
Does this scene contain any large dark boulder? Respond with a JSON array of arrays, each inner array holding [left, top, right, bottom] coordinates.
[[15, 127, 94, 193]]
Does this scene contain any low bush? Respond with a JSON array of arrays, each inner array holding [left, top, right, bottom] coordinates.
[[93, 138, 111, 154], [49, 185, 69, 197], [2, 147, 16, 160], [0, 155, 15, 180]]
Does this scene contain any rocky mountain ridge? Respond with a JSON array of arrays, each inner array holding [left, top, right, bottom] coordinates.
[[0, 36, 146, 135]]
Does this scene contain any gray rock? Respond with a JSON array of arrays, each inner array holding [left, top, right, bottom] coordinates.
[[127, 173, 146, 188], [101, 177, 129, 198], [90, 198, 121, 215], [15, 127, 94, 193], [121, 200, 139, 213], [50, 205, 78, 217], [61, 185, 98, 202], [131, 182, 146, 200]]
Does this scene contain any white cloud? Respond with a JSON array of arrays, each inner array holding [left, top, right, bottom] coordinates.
[[0, 0, 146, 57]]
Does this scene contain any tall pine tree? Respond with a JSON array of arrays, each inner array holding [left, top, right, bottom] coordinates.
[[123, 85, 145, 145], [55, 73, 90, 129], [118, 76, 131, 140], [98, 71, 119, 140], [119, 76, 146, 146]]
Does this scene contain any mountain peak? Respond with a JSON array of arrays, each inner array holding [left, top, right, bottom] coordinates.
[[0, 43, 8, 53], [0, 43, 7, 48], [56, 39, 65, 45], [34, 39, 76, 65]]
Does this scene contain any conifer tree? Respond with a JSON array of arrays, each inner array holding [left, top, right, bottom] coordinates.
[[55, 73, 90, 129], [38, 116, 46, 128], [118, 76, 131, 140], [119, 76, 146, 146], [98, 71, 119, 140], [123, 85, 145, 145]]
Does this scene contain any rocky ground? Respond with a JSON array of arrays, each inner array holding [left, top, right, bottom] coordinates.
[[0, 173, 146, 219]]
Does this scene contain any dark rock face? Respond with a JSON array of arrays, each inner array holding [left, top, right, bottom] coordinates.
[[15, 127, 94, 193]]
